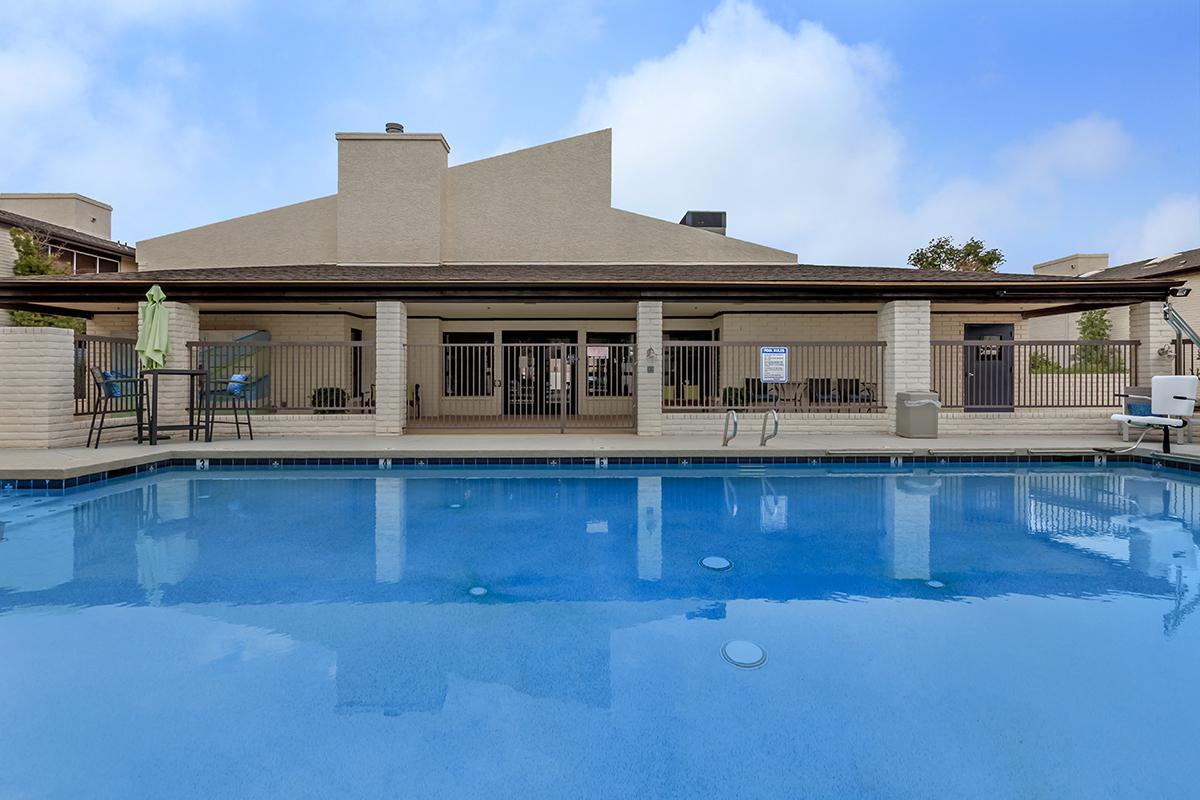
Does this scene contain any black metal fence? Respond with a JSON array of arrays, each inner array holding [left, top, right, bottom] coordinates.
[[188, 340, 376, 413], [406, 342, 635, 430], [931, 340, 1138, 409], [74, 335, 139, 415], [661, 342, 887, 412]]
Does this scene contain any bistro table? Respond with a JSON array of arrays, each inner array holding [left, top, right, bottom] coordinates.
[[142, 368, 209, 445]]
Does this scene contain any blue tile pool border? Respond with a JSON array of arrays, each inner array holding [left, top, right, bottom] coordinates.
[[4, 450, 1200, 495]]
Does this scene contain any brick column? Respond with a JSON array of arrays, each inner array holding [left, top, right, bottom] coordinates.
[[636, 301, 663, 436], [0, 327, 76, 448], [376, 301, 407, 435], [1129, 301, 1175, 383], [140, 301, 200, 428], [877, 300, 931, 433]]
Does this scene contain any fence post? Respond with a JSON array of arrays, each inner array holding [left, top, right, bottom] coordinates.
[[1129, 301, 1175, 383], [877, 301, 931, 434], [636, 301, 663, 436], [376, 302, 407, 435]]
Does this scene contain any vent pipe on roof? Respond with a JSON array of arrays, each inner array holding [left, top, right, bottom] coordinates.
[[385, 122, 405, 134]]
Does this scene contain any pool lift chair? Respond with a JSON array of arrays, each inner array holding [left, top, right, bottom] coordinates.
[[1103, 375, 1199, 455]]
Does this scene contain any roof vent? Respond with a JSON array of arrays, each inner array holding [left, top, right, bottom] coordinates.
[[385, 122, 405, 134], [680, 210, 726, 236]]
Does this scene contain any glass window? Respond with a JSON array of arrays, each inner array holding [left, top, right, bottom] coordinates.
[[443, 332, 494, 396], [586, 333, 634, 397]]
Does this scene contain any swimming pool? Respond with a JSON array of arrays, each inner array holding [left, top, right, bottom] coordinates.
[[1, 463, 1197, 799]]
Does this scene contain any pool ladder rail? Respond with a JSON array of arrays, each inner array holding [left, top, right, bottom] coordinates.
[[760, 408, 780, 447], [722, 409, 739, 446], [722, 408, 780, 447]]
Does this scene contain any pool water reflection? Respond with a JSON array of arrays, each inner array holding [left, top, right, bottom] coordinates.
[[1, 464, 1197, 799]]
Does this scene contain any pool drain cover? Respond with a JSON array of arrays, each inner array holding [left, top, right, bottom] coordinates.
[[468, 586, 487, 597], [722, 640, 766, 669], [926, 580, 945, 589], [700, 556, 733, 571]]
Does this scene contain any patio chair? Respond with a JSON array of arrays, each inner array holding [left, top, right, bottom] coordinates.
[[86, 367, 147, 448], [744, 378, 779, 407], [204, 374, 253, 441], [1108, 375, 1199, 454]]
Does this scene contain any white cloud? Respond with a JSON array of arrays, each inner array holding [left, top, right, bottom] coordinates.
[[1112, 194, 1200, 265], [575, 0, 1138, 267], [0, 1, 242, 242]]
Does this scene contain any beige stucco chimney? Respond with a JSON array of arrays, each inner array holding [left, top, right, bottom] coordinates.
[[0, 193, 113, 238], [335, 128, 450, 264]]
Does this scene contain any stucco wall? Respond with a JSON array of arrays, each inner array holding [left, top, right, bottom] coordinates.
[[336, 133, 447, 264], [442, 130, 795, 264], [137, 196, 337, 270]]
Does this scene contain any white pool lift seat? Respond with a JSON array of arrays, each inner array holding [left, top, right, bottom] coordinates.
[[1109, 375, 1199, 454]]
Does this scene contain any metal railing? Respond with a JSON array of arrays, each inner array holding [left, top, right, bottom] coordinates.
[[930, 339, 1138, 410], [74, 334, 138, 415], [406, 342, 635, 430], [661, 342, 887, 412], [187, 340, 376, 413]]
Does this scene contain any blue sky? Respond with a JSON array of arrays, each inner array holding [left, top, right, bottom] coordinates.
[[1, 0, 1197, 270]]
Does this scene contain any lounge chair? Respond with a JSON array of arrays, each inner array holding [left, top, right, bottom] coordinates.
[[1108, 375, 1198, 454]]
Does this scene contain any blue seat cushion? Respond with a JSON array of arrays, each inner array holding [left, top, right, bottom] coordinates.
[[228, 374, 247, 397], [1128, 402, 1152, 416], [100, 370, 122, 398]]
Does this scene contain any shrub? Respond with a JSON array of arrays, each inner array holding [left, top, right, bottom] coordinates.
[[721, 386, 746, 408], [311, 386, 348, 414]]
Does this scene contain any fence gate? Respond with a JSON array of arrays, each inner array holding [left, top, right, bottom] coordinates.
[[406, 342, 635, 431]]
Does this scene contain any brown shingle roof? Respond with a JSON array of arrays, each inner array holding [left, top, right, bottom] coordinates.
[[1093, 246, 1200, 280], [24, 262, 1100, 283], [0, 208, 136, 258]]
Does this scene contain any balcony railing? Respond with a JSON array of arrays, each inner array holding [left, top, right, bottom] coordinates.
[[74, 334, 139, 415], [661, 342, 887, 413], [930, 339, 1138, 410], [188, 340, 376, 413]]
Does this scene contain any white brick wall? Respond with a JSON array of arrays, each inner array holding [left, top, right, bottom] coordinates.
[[87, 314, 139, 337], [718, 313, 877, 341], [662, 411, 888, 435], [376, 302, 407, 434], [137, 301, 200, 429], [637, 301, 663, 436], [878, 301, 931, 433], [1130, 301, 1175, 383], [0, 327, 77, 447]]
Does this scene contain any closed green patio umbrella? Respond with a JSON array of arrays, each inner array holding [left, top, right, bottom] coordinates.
[[135, 284, 169, 370]]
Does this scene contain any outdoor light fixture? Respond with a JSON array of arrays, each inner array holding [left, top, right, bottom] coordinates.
[[1170, 287, 1192, 297]]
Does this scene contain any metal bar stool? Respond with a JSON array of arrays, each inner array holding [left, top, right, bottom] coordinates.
[[87, 367, 147, 448], [204, 375, 254, 441]]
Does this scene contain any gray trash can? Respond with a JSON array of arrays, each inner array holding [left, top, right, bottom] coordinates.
[[896, 391, 940, 439]]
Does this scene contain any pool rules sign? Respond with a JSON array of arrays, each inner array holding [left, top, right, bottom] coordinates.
[[759, 346, 788, 383]]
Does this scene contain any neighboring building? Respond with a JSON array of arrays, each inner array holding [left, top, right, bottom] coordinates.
[[0, 127, 1184, 445], [0, 193, 136, 327]]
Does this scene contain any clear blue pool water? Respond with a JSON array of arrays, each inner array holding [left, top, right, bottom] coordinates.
[[1, 463, 1198, 799]]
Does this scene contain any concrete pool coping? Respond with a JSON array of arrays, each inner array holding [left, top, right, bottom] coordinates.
[[4, 432, 1200, 480]]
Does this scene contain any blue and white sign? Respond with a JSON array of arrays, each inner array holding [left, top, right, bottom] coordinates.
[[759, 346, 789, 383]]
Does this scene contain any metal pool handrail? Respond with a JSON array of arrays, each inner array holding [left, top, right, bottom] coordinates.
[[760, 408, 779, 447], [722, 409, 738, 446]]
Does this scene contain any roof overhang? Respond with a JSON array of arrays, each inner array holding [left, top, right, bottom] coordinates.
[[0, 265, 1183, 311]]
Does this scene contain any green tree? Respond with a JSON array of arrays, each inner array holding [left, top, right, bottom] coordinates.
[[907, 236, 1006, 272], [7, 227, 85, 333], [1073, 309, 1121, 372]]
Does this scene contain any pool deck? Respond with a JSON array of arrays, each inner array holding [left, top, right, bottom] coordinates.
[[4, 432, 1200, 479]]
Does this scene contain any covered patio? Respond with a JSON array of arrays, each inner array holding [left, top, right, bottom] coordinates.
[[0, 262, 1184, 448]]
